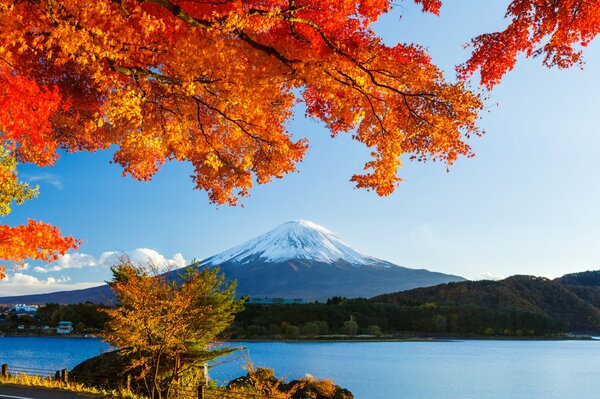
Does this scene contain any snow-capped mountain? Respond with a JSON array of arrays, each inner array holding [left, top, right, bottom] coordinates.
[[0, 220, 465, 304], [202, 220, 465, 300], [203, 220, 383, 267]]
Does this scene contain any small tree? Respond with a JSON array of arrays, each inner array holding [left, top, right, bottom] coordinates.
[[483, 328, 495, 336], [102, 258, 244, 399], [343, 319, 358, 336], [301, 322, 319, 337], [285, 325, 300, 339], [367, 325, 383, 337], [315, 321, 329, 335]]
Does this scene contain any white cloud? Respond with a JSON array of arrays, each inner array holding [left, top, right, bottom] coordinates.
[[479, 272, 505, 281], [0, 273, 100, 296], [97, 248, 187, 270], [24, 172, 63, 189], [2, 249, 187, 296], [34, 248, 188, 273], [35, 253, 97, 273]]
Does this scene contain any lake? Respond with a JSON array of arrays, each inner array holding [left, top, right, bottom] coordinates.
[[1, 337, 600, 399]]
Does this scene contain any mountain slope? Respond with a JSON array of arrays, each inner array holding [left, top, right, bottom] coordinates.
[[556, 270, 600, 312], [215, 258, 463, 300], [0, 220, 465, 303], [374, 275, 600, 330], [0, 284, 113, 305]]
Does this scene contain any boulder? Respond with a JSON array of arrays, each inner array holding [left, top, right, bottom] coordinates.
[[70, 349, 132, 390]]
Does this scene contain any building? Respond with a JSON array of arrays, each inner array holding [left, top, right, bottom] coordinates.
[[56, 321, 74, 334], [247, 297, 304, 305], [12, 304, 38, 316]]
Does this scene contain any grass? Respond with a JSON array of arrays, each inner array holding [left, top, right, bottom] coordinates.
[[0, 374, 145, 398]]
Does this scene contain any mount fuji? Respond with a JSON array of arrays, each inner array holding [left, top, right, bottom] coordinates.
[[203, 220, 386, 268], [0, 220, 465, 304], [200, 220, 464, 300]]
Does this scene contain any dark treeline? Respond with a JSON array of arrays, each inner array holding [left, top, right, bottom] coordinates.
[[376, 275, 600, 331], [9, 272, 600, 337], [229, 298, 566, 339], [36, 302, 110, 329], [1, 299, 564, 337], [559, 270, 600, 287]]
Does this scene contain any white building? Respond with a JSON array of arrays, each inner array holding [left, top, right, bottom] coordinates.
[[12, 304, 39, 314], [56, 321, 73, 334]]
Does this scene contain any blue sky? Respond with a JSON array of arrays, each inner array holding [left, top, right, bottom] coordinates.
[[3, 1, 600, 295]]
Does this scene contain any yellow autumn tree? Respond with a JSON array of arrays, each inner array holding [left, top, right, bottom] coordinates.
[[102, 259, 244, 399]]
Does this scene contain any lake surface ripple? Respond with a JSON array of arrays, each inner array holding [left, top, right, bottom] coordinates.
[[1, 337, 599, 399]]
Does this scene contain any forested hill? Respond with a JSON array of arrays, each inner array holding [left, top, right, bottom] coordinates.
[[373, 274, 600, 331], [555, 271, 600, 316], [233, 273, 600, 338], [558, 270, 600, 286]]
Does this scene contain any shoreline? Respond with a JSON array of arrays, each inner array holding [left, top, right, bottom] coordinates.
[[0, 334, 100, 339], [229, 335, 596, 343], [1, 334, 596, 342]]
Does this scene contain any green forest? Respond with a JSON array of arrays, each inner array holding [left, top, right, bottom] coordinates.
[[231, 272, 600, 338], [5, 272, 600, 338], [230, 298, 565, 338]]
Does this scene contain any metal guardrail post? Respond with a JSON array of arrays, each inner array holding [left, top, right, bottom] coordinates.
[[61, 369, 68, 384], [1, 364, 8, 378], [197, 361, 209, 399]]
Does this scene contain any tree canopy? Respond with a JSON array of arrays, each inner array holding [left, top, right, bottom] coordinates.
[[1, 0, 598, 274], [103, 260, 244, 398], [460, 0, 600, 88]]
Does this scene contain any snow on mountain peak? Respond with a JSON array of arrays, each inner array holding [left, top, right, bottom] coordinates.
[[204, 220, 381, 266]]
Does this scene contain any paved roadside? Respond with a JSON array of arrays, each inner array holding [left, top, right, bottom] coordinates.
[[0, 385, 107, 399]]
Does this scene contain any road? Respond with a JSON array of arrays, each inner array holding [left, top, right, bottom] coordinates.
[[0, 385, 106, 399]]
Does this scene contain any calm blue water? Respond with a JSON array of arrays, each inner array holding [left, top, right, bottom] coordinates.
[[1, 337, 600, 399], [0, 337, 112, 371]]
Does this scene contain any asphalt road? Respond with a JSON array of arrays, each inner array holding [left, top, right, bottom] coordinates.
[[0, 385, 106, 399]]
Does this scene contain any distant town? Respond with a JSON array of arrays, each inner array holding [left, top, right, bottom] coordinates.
[[0, 303, 106, 336]]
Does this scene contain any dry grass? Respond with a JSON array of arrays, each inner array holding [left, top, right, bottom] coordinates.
[[0, 374, 144, 398]]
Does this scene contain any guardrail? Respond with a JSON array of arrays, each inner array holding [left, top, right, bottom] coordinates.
[[1, 363, 67, 382], [0, 363, 284, 399]]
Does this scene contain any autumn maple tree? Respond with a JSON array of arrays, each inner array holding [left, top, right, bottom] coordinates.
[[1, 0, 598, 275], [460, 0, 600, 89], [0, 146, 79, 279]]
